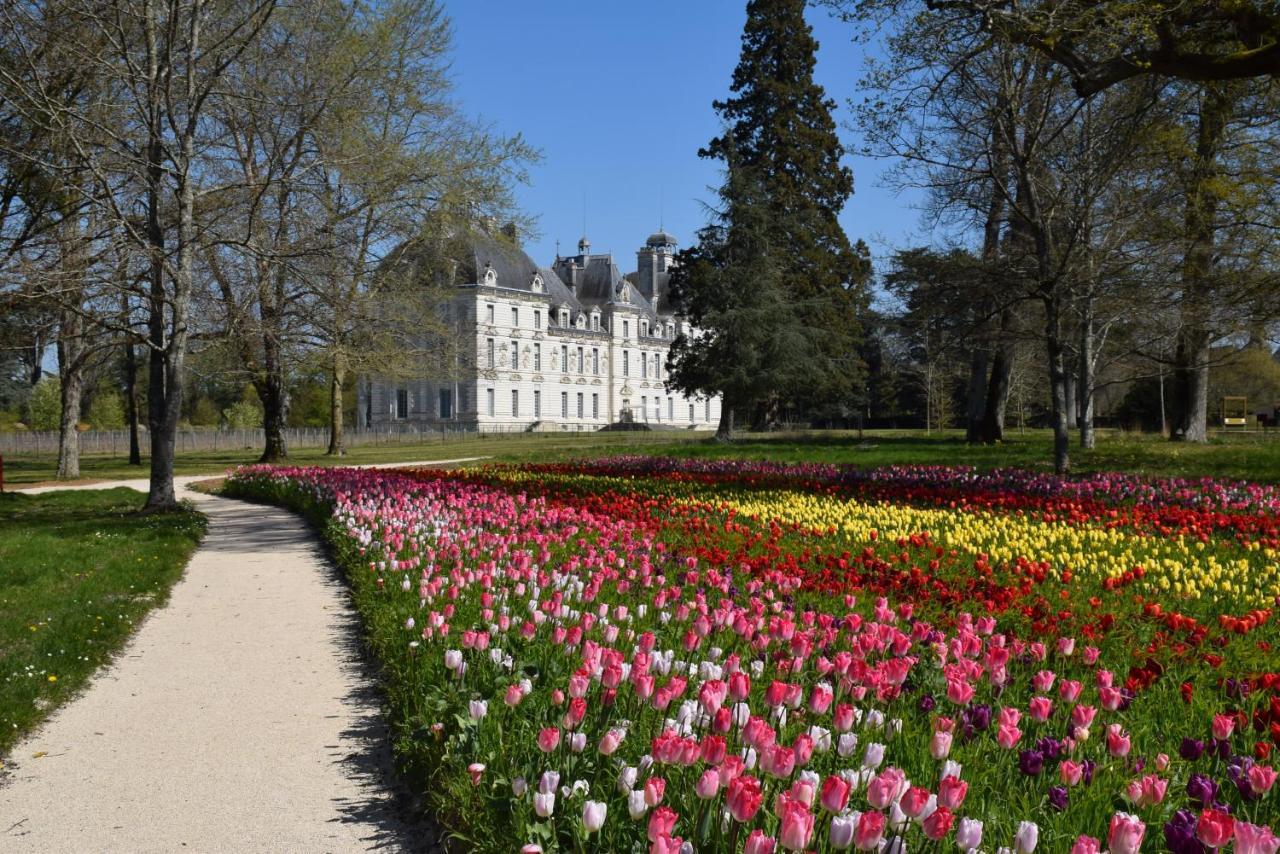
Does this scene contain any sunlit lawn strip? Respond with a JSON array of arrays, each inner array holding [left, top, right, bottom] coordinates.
[[0, 488, 205, 757]]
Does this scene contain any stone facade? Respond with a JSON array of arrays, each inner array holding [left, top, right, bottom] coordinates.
[[360, 229, 720, 432]]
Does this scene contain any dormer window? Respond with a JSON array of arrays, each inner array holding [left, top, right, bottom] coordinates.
[[640, 320, 649, 337], [576, 313, 585, 329], [559, 308, 569, 327], [482, 264, 497, 286], [590, 311, 600, 331], [531, 273, 543, 292]]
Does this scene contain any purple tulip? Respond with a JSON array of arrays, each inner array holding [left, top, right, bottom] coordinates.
[[1019, 749, 1045, 776], [1163, 809, 1208, 854], [1047, 785, 1068, 811], [1186, 773, 1218, 808]]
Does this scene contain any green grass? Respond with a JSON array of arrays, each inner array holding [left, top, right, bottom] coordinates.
[[653, 428, 1280, 481], [0, 489, 206, 757], [7, 427, 1280, 484], [0, 431, 712, 484]]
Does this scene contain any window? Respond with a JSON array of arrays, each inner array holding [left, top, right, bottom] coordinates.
[[654, 353, 662, 380], [439, 389, 453, 419], [560, 345, 569, 372], [623, 351, 629, 377], [592, 393, 599, 419], [395, 389, 408, 420], [486, 304, 494, 325], [486, 388, 495, 417], [459, 388, 468, 413], [534, 390, 541, 418], [706, 399, 711, 421], [668, 398, 673, 421], [592, 348, 599, 374], [640, 396, 647, 420], [533, 309, 541, 330], [641, 353, 648, 379], [534, 343, 541, 371], [487, 338, 495, 368], [576, 346, 584, 373], [511, 389, 519, 417], [576, 393, 583, 418], [689, 402, 695, 422], [510, 341, 519, 369], [511, 306, 519, 328], [654, 398, 661, 421], [561, 392, 568, 418], [623, 320, 630, 338]]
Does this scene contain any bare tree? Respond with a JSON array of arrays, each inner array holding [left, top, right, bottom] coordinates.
[[2, 0, 277, 507]]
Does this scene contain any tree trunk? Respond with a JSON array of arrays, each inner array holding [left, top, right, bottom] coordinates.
[[964, 349, 988, 443], [257, 316, 288, 463], [124, 335, 142, 466], [56, 346, 83, 480], [327, 353, 346, 456], [1078, 296, 1096, 449], [1045, 294, 1071, 474], [715, 402, 735, 442], [978, 312, 1013, 443], [1171, 85, 1231, 443]]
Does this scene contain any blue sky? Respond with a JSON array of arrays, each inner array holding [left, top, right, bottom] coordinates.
[[446, 0, 928, 276]]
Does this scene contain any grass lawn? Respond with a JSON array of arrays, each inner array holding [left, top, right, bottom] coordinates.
[[0, 489, 205, 757], [6, 427, 1280, 485], [0, 430, 710, 485], [655, 428, 1280, 481]]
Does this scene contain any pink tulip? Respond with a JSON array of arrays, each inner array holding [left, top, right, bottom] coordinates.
[[854, 810, 886, 851], [820, 774, 851, 812], [644, 776, 666, 807], [900, 785, 930, 818], [743, 830, 777, 854], [695, 769, 720, 799], [777, 800, 815, 851], [930, 730, 953, 759], [537, 727, 560, 752], [1212, 713, 1236, 740], [1107, 725, 1131, 757], [997, 722, 1022, 749], [1107, 812, 1145, 854], [727, 774, 763, 822], [938, 774, 968, 809], [1028, 696, 1052, 722], [1070, 835, 1102, 854], [646, 805, 677, 843], [1234, 821, 1280, 854], [1249, 764, 1277, 795]]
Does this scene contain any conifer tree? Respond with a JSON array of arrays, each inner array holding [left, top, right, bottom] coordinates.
[[668, 160, 811, 441], [698, 0, 870, 424]]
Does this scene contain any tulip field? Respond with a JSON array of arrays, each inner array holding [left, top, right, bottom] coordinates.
[[223, 457, 1280, 853]]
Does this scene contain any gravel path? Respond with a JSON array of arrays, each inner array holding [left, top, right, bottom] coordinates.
[[0, 461, 482, 852]]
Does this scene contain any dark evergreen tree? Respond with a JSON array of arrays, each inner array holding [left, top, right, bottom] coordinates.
[[667, 161, 812, 441], [699, 0, 871, 423]]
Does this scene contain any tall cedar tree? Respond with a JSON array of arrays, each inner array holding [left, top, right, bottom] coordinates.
[[668, 160, 812, 440], [699, 0, 870, 424]]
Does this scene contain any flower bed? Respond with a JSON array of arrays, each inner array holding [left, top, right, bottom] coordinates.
[[225, 459, 1279, 853]]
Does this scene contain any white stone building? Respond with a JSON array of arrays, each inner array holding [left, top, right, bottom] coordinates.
[[359, 228, 720, 432]]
